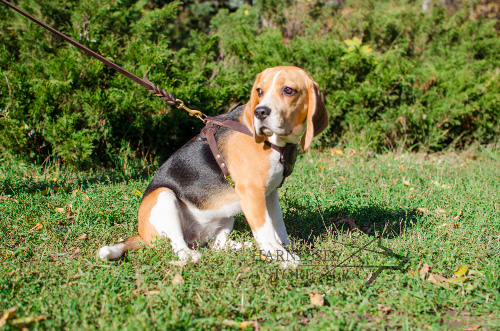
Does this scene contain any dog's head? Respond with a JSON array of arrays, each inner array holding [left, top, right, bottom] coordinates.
[[244, 66, 328, 150]]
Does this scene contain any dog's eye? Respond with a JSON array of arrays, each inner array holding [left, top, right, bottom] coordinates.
[[282, 86, 296, 96], [256, 88, 263, 97]]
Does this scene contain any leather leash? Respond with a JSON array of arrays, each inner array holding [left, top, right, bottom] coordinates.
[[2, 0, 299, 186], [0, 0, 206, 121]]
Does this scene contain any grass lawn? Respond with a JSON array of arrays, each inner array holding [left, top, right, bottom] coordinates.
[[1, 149, 499, 330]]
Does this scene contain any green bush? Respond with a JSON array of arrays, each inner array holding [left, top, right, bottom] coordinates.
[[0, 0, 499, 169]]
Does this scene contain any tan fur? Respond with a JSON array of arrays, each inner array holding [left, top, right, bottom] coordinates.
[[118, 235, 144, 252], [137, 187, 165, 245], [224, 131, 273, 230], [198, 191, 239, 210]]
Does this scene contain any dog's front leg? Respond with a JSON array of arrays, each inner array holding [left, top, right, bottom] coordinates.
[[236, 185, 299, 268], [266, 189, 291, 246]]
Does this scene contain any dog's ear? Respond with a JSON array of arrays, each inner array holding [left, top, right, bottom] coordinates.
[[301, 78, 328, 150], [244, 72, 266, 143]]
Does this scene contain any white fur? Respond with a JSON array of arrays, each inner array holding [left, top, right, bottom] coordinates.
[[253, 190, 299, 268], [148, 191, 247, 262], [250, 150, 299, 268], [255, 70, 291, 139], [260, 70, 283, 106], [99, 243, 125, 260], [266, 149, 284, 195]]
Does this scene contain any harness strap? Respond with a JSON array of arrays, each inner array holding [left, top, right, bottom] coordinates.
[[200, 116, 298, 187]]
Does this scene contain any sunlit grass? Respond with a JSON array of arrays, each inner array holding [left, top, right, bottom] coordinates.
[[1, 149, 499, 330]]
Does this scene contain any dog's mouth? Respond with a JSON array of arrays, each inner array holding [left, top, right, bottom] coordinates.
[[259, 127, 274, 137], [259, 126, 293, 137]]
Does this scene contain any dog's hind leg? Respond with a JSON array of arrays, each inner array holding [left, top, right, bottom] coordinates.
[[98, 235, 144, 260], [140, 188, 202, 263]]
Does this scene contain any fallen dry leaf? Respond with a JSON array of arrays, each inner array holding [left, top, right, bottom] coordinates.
[[222, 319, 259, 329], [403, 178, 411, 186], [172, 273, 185, 285], [72, 189, 79, 196], [427, 273, 450, 289], [465, 154, 478, 160], [168, 261, 187, 267], [463, 325, 481, 331], [332, 148, 344, 155], [77, 234, 88, 240], [453, 265, 468, 278], [10, 314, 48, 328], [399, 162, 405, 173], [419, 263, 432, 279], [377, 304, 393, 313], [435, 207, 447, 214], [29, 223, 43, 232], [408, 270, 415, 277], [134, 190, 142, 196], [0, 307, 17, 327], [309, 291, 325, 306]]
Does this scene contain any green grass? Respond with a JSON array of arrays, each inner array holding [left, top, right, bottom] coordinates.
[[1, 149, 499, 330]]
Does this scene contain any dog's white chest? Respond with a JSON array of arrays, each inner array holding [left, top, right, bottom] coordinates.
[[266, 149, 284, 194]]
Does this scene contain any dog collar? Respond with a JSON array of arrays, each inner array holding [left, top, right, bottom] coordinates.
[[200, 115, 298, 187]]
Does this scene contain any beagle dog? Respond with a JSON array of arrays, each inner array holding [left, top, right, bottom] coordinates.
[[98, 66, 328, 266]]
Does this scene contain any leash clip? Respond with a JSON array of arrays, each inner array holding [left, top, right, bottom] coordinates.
[[175, 99, 207, 122]]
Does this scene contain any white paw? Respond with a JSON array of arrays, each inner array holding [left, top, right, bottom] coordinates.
[[98, 246, 113, 260], [226, 240, 253, 251], [98, 244, 123, 260], [211, 239, 253, 251], [280, 253, 300, 269], [258, 244, 300, 268], [177, 249, 202, 263]]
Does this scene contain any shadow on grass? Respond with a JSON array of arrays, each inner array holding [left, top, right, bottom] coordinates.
[[280, 195, 418, 245], [232, 192, 418, 245]]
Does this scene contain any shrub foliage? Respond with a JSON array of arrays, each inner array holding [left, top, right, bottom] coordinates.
[[0, 0, 499, 168]]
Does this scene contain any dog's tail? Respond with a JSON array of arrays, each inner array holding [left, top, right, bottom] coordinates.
[[98, 235, 144, 260]]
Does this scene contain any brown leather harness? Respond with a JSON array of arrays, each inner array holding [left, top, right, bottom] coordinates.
[[200, 115, 298, 187]]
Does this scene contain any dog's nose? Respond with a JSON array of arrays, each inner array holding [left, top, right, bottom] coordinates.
[[254, 106, 271, 120]]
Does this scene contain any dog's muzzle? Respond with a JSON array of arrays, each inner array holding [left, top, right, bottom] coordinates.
[[254, 106, 271, 120]]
